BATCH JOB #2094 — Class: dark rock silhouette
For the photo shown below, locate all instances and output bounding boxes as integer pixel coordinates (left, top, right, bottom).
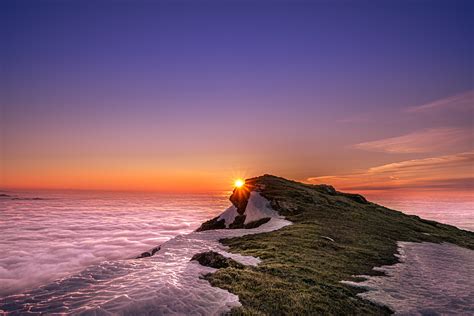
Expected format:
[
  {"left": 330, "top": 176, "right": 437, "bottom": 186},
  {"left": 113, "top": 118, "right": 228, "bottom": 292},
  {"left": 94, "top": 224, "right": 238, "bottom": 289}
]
[
  {"left": 191, "top": 251, "right": 244, "bottom": 269},
  {"left": 136, "top": 246, "right": 161, "bottom": 259}
]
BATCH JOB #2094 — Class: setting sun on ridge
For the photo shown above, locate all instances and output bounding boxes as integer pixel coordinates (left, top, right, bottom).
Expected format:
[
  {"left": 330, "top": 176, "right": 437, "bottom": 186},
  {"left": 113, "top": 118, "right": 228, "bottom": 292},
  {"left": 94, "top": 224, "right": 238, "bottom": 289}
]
[{"left": 234, "top": 179, "right": 245, "bottom": 188}]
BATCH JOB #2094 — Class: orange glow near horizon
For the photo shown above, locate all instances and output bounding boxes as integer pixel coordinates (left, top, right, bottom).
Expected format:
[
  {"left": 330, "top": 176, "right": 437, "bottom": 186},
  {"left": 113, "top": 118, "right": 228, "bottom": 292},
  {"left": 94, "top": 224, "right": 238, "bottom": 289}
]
[
  {"left": 0, "top": 166, "right": 231, "bottom": 193},
  {"left": 1, "top": 162, "right": 255, "bottom": 193}
]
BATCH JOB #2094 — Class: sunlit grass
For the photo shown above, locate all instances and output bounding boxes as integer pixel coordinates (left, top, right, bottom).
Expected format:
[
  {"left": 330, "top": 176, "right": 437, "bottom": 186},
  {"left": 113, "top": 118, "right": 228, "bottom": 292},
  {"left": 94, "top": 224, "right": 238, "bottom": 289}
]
[{"left": 206, "top": 175, "right": 474, "bottom": 315}]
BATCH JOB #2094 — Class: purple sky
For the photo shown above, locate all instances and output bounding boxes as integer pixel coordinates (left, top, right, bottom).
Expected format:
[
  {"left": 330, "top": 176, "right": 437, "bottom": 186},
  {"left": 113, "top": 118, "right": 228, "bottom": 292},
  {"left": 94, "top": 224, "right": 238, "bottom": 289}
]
[{"left": 1, "top": 0, "right": 473, "bottom": 192}]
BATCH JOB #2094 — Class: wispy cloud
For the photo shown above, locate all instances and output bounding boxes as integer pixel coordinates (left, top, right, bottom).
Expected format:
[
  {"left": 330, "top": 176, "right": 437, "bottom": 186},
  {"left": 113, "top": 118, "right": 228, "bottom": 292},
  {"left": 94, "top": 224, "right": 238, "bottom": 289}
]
[
  {"left": 352, "top": 127, "right": 471, "bottom": 154},
  {"left": 307, "top": 151, "right": 474, "bottom": 191},
  {"left": 405, "top": 90, "right": 474, "bottom": 113}
]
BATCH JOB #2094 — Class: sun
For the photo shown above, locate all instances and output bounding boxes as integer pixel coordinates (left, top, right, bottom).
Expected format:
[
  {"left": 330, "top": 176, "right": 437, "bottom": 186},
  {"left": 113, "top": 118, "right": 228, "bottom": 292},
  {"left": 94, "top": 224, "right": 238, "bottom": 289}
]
[{"left": 234, "top": 179, "right": 245, "bottom": 188}]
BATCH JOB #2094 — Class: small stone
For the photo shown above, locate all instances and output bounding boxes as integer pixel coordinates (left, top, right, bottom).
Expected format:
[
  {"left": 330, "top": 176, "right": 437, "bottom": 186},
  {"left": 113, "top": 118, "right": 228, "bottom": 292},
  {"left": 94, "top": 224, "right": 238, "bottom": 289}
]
[{"left": 191, "top": 251, "right": 244, "bottom": 269}]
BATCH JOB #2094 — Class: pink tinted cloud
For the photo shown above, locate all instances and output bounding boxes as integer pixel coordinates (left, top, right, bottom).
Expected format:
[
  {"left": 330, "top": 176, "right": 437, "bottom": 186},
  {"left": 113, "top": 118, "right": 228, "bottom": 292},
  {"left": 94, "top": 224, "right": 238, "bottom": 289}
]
[
  {"left": 307, "top": 151, "right": 474, "bottom": 191},
  {"left": 352, "top": 127, "right": 471, "bottom": 154},
  {"left": 405, "top": 90, "right": 474, "bottom": 113}
]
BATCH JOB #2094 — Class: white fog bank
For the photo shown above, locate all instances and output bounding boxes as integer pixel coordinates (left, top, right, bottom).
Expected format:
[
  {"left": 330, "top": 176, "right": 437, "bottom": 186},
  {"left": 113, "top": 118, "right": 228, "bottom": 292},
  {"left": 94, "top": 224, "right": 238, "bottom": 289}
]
[
  {"left": 1, "top": 192, "right": 292, "bottom": 315},
  {"left": 0, "top": 191, "right": 229, "bottom": 297}
]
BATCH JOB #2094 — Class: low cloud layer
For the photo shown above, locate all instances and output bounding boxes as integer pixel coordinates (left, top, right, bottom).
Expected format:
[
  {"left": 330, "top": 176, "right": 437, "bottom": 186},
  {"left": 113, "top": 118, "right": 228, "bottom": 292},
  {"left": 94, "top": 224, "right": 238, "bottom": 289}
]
[
  {"left": 0, "top": 192, "right": 227, "bottom": 297},
  {"left": 307, "top": 151, "right": 474, "bottom": 192}
]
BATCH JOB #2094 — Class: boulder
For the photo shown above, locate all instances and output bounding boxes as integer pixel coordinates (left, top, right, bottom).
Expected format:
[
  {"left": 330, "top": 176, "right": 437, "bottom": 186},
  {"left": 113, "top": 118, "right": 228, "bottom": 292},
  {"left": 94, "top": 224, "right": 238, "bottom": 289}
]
[
  {"left": 191, "top": 251, "right": 244, "bottom": 269},
  {"left": 196, "top": 216, "right": 226, "bottom": 232}
]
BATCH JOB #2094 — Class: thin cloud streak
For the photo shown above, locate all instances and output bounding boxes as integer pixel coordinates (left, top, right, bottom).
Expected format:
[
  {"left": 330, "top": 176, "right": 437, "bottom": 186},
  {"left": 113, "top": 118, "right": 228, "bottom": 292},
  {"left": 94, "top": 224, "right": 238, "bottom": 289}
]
[
  {"left": 352, "top": 127, "right": 471, "bottom": 154},
  {"left": 405, "top": 90, "right": 474, "bottom": 113},
  {"left": 307, "top": 151, "right": 474, "bottom": 191}
]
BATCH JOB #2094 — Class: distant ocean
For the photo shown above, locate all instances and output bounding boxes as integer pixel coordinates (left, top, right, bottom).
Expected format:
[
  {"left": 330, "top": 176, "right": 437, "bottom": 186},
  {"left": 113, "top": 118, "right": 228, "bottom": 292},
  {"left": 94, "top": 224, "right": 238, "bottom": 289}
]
[{"left": 0, "top": 189, "right": 472, "bottom": 298}]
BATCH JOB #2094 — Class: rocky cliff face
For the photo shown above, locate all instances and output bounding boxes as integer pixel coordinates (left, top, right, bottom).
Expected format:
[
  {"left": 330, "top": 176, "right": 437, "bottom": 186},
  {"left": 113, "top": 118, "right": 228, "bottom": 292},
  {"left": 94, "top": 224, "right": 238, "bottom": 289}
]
[{"left": 196, "top": 178, "right": 273, "bottom": 232}]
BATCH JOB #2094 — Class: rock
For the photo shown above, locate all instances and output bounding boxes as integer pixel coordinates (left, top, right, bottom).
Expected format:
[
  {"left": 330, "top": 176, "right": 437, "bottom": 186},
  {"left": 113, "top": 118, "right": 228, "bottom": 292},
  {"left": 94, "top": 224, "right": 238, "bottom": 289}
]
[
  {"left": 191, "top": 251, "right": 244, "bottom": 269},
  {"left": 317, "top": 185, "right": 337, "bottom": 195},
  {"left": 340, "top": 193, "right": 368, "bottom": 204},
  {"left": 229, "top": 215, "right": 246, "bottom": 229},
  {"left": 230, "top": 191, "right": 251, "bottom": 214},
  {"left": 315, "top": 184, "right": 368, "bottom": 204},
  {"left": 196, "top": 216, "right": 226, "bottom": 232},
  {"left": 136, "top": 246, "right": 161, "bottom": 258},
  {"left": 244, "top": 217, "right": 271, "bottom": 229},
  {"left": 137, "top": 251, "right": 151, "bottom": 258},
  {"left": 151, "top": 246, "right": 161, "bottom": 255},
  {"left": 229, "top": 185, "right": 253, "bottom": 215}
]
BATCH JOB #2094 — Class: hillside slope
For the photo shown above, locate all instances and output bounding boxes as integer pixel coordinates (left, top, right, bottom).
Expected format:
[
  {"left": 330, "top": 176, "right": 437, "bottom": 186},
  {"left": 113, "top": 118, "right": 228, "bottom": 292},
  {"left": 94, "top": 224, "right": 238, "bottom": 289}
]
[{"left": 201, "top": 175, "right": 473, "bottom": 315}]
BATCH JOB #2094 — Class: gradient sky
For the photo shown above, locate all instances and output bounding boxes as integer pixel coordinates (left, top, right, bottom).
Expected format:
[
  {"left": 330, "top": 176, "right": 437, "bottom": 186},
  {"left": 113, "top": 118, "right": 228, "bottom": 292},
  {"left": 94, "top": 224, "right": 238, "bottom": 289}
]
[{"left": 1, "top": 0, "right": 473, "bottom": 192}]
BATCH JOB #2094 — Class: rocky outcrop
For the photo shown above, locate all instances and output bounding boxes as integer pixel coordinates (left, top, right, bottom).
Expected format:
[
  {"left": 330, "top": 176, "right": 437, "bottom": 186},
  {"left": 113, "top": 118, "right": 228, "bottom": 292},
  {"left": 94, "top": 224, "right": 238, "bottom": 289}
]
[
  {"left": 191, "top": 251, "right": 244, "bottom": 269},
  {"left": 244, "top": 217, "right": 271, "bottom": 229},
  {"left": 196, "top": 216, "right": 226, "bottom": 232},
  {"left": 315, "top": 184, "right": 368, "bottom": 204},
  {"left": 228, "top": 214, "right": 246, "bottom": 229},
  {"left": 196, "top": 182, "right": 258, "bottom": 231},
  {"left": 196, "top": 186, "right": 276, "bottom": 232},
  {"left": 229, "top": 187, "right": 252, "bottom": 215},
  {"left": 136, "top": 246, "right": 161, "bottom": 259},
  {"left": 338, "top": 192, "right": 368, "bottom": 204}
]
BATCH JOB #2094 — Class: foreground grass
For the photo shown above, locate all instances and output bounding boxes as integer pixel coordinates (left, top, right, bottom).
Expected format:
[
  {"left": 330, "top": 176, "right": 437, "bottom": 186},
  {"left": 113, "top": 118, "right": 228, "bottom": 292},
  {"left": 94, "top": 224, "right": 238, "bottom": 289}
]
[{"left": 205, "top": 175, "right": 474, "bottom": 315}]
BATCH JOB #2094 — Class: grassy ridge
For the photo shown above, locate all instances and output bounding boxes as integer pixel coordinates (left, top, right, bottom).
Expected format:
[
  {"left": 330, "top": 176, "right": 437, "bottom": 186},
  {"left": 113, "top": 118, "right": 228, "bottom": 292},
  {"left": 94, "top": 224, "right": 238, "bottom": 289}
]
[{"left": 205, "top": 175, "right": 474, "bottom": 315}]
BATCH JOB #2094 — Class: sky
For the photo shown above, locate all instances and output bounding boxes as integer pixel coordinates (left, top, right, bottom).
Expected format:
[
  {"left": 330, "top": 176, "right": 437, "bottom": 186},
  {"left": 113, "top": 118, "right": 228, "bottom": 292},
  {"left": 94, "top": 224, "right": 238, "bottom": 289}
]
[{"left": 1, "top": 0, "right": 473, "bottom": 193}]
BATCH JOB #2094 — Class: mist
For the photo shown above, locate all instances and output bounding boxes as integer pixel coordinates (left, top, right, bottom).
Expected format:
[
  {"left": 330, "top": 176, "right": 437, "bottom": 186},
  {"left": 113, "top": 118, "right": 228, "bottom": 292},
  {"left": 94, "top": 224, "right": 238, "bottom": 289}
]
[{"left": 0, "top": 191, "right": 226, "bottom": 296}]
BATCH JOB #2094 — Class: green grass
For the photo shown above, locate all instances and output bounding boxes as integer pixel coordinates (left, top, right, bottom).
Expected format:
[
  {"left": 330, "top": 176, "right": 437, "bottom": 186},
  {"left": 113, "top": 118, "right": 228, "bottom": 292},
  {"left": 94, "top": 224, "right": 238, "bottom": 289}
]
[{"left": 204, "top": 175, "right": 474, "bottom": 315}]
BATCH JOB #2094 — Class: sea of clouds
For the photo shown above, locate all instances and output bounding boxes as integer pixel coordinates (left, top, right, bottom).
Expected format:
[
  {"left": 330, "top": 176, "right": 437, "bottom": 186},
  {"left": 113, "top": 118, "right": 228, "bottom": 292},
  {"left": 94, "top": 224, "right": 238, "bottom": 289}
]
[
  {"left": 0, "top": 191, "right": 228, "bottom": 297},
  {"left": 0, "top": 192, "right": 292, "bottom": 315}
]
